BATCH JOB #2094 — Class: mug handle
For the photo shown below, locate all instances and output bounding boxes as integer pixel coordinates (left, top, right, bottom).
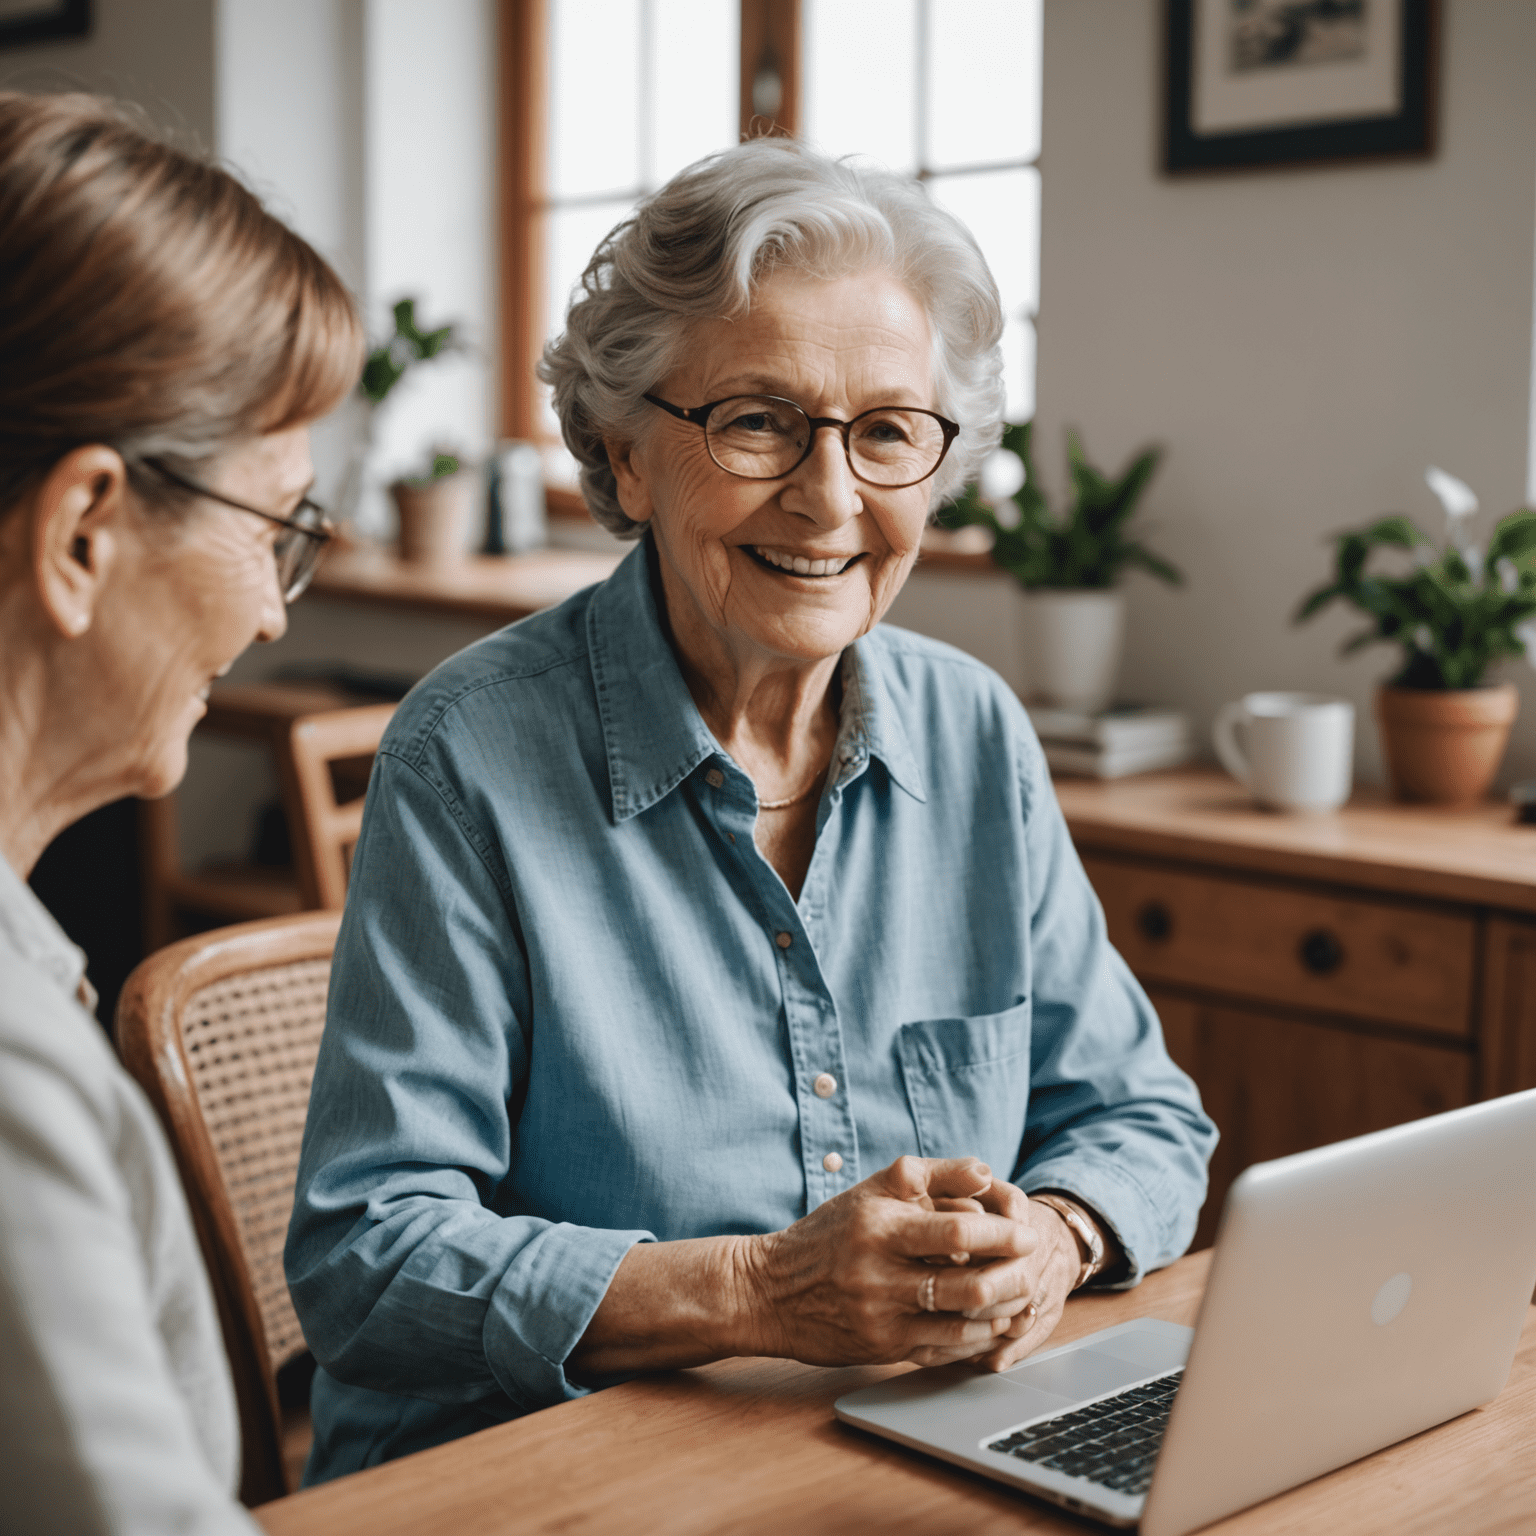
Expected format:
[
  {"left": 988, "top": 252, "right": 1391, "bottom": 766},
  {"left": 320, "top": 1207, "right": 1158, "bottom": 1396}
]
[{"left": 1212, "top": 702, "right": 1252, "bottom": 788}]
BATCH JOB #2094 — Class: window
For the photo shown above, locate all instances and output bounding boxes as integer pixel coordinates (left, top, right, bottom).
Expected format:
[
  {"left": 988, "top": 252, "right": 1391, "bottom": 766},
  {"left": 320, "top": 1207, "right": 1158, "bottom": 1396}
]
[
  {"left": 803, "top": 0, "right": 1042, "bottom": 424},
  {"left": 499, "top": 0, "right": 1042, "bottom": 497}
]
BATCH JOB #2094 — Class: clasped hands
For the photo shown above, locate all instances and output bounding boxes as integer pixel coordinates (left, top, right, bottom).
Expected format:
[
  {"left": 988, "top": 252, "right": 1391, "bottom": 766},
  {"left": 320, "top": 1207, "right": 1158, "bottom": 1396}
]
[{"left": 740, "top": 1155, "right": 1086, "bottom": 1373}]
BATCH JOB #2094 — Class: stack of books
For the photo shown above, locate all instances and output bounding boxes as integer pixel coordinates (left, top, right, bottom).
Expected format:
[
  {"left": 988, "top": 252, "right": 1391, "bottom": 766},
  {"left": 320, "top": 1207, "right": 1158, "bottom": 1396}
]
[{"left": 1027, "top": 704, "right": 1193, "bottom": 780}]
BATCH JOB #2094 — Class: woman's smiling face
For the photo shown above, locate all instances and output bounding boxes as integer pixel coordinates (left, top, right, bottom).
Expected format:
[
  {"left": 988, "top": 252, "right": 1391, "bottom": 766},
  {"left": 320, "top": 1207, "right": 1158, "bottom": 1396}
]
[{"left": 609, "top": 268, "right": 938, "bottom": 668}]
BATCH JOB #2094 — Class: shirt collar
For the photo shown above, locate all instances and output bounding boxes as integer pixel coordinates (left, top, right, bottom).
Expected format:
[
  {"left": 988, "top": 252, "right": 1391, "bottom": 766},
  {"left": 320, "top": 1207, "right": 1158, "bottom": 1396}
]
[
  {"left": 833, "top": 637, "right": 927, "bottom": 803},
  {"left": 587, "top": 537, "right": 722, "bottom": 823},
  {"left": 587, "top": 536, "right": 926, "bottom": 821},
  {"left": 0, "top": 850, "right": 96, "bottom": 1009}
]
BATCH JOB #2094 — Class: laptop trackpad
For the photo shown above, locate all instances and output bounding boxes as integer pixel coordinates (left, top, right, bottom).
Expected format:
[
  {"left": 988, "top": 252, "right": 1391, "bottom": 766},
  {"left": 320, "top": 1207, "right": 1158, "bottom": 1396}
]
[{"left": 1001, "top": 1345, "right": 1154, "bottom": 1402}]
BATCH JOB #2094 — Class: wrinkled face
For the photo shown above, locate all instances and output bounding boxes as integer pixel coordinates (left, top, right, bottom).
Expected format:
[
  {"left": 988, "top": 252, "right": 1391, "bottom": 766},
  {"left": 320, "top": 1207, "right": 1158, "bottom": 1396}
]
[
  {"left": 612, "top": 268, "right": 938, "bottom": 668},
  {"left": 102, "top": 427, "right": 309, "bottom": 798}
]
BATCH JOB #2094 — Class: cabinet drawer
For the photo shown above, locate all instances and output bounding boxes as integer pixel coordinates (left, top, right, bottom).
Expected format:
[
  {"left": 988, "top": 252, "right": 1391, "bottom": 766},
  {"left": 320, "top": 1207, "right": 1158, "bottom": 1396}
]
[{"left": 1081, "top": 854, "right": 1476, "bottom": 1038}]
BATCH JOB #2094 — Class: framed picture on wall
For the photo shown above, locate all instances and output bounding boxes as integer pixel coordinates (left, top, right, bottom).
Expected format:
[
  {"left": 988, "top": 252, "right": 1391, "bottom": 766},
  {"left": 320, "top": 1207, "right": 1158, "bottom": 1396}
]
[
  {"left": 0, "top": 0, "right": 91, "bottom": 51},
  {"left": 1165, "top": 0, "right": 1437, "bottom": 173}
]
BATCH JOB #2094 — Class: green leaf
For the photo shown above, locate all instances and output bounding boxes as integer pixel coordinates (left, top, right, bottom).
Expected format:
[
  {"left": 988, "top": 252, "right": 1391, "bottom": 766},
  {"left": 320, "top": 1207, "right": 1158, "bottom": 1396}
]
[
  {"left": 1488, "top": 509, "right": 1536, "bottom": 562},
  {"left": 1121, "top": 542, "right": 1184, "bottom": 586},
  {"left": 1338, "top": 627, "right": 1382, "bottom": 656},
  {"left": 1294, "top": 584, "right": 1343, "bottom": 622},
  {"left": 1358, "top": 516, "right": 1429, "bottom": 549},
  {"left": 358, "top": 295, "right": 463, "bottom": 407}
]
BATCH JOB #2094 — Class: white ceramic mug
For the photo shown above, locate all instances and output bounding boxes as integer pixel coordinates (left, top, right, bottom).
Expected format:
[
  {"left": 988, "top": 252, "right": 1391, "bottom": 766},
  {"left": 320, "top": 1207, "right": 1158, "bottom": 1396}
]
[{"left": 1212, "top": 692, "right": 1355, "bottom": 811}]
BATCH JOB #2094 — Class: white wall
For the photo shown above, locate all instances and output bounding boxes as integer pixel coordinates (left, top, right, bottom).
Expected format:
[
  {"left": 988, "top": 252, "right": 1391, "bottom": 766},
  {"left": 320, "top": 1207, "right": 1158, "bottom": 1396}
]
[
  {"left": 198, "top": 0, "right": 498, "bottom": 861},
  {"left": 217, "top": 0, "right": 496, "bottom": 535},
  {"left": 217, "top": 0, "right": 369, "bottom": 512},
  {"left": 362, "top": 0, "right": 497, "bottom": 528},
  {"left": 1032, "top": 0, "right": 1536, "bottom": 786}
]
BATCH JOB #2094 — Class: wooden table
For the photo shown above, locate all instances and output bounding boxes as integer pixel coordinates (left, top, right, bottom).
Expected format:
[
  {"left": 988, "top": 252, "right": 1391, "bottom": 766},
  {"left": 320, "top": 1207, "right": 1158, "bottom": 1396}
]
[{"left": 254, "top": 1250, "right": 1536, "bottom": 1535}]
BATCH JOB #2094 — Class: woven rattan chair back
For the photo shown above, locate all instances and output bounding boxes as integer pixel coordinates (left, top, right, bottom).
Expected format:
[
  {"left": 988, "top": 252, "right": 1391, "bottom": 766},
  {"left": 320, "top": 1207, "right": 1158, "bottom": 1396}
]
[{"left": 116, "top": 910, "right": 342, "bottom": 1506}]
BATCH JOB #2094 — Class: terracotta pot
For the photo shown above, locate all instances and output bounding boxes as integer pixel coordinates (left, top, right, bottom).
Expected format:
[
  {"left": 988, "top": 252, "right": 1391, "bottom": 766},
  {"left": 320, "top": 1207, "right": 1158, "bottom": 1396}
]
[
  {"left": 1375, "top": 683, "right": 1519, "bottom": 805},
  {"left": 391, "top": 471, "right": 477, "bottom": 566},
  {"left": 1020, "top": 589, "right": 1125, "bottom": 713}
]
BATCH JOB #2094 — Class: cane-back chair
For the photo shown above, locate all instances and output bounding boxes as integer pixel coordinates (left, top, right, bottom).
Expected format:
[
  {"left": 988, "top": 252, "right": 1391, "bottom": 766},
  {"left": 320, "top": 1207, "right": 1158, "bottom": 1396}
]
[{"left": 114, "top": 910, "right": 342, "bottom": 1506}]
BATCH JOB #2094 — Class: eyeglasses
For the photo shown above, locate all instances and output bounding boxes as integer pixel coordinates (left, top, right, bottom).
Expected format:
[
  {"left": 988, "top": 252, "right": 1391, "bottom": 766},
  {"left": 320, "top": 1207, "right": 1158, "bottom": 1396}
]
[
  {"left": 643, "top": 392, "right": 960, "bottom": 489},
  {"left": 142, "top": 458, "right": 335, "bottom": 602}
]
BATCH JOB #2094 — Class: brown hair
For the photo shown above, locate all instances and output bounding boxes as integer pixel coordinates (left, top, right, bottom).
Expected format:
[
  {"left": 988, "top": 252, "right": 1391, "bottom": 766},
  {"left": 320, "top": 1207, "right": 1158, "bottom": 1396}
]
[{"left": 0, "top": 91, "right": 365, "bottom": 514}]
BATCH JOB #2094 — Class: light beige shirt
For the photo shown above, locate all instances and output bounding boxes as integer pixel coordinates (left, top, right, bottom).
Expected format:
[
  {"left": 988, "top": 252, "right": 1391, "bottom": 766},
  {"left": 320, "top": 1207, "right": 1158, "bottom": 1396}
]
[{"left": 0, "top": 855, "right": 257, "bottom": 1534}]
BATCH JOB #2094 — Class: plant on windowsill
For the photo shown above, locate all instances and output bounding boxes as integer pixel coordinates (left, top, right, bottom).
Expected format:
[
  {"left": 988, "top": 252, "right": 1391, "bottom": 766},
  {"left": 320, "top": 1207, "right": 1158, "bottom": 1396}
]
[
  {"left": 333, "top": 296, "right": 468, "bottom": 550},
  {"left": 1294, "top": 467, "right": 1536, "bottom": 804},
  {"left": 940, "top": 421, "right": 1181, "bottom": 712},
  {"left": 390, "top": 446, "right": 477, "bottom": 568},
  {"left": 355, "top": 297, "right": 473, "bottom": 565}
]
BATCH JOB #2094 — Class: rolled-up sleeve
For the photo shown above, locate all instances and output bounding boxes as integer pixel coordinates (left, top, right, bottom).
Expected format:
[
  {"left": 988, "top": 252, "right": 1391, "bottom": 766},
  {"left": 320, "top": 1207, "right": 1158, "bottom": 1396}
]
[
  {"left": 1011, "top": 737, "right": 1217, "bottom": 1284},
  {"left": 284, "top": 749, "right": 653, "bottom": 1415}
]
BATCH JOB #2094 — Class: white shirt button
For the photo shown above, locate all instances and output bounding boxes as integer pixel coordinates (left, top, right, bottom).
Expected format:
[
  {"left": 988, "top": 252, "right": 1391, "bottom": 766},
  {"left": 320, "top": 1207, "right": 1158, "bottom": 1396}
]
[
  {"left": 823, "top": 1152, "right": 843, "bottom": 1173},
  {"left": 775, "top": 931, "right": 793, "bottom": 949},
  {"left": 704, "top": 767, "right": 724, "bottom": 789},
  {"left": 813, "top": 1072, "right": 838, "bottom": 1099}
]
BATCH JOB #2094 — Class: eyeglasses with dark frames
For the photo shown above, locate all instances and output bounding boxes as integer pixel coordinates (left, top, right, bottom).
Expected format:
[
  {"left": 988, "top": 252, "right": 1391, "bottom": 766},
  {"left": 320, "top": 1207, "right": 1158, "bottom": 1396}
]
[
  {"left": 142, "top": 457, "right": 335, "bottom": 602},
  {"left": 643, "top": 392, "right": 960, "bottom": 490}
]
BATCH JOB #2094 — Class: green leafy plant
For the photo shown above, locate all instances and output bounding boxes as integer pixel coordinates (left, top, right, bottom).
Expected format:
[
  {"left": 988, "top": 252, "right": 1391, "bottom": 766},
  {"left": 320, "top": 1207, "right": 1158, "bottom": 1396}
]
[
  {"left": 941, "top": 422, "right": 1181, "bottom": 590},
  {"left": 1297, "top": 471, "right": 1536, "bottom": 690},
  {"left": 360, "top": 297, "right": 462, "bottom": 408},
  {"left": 1296, "top": 504, "right": 1536, "bottom": 690}
]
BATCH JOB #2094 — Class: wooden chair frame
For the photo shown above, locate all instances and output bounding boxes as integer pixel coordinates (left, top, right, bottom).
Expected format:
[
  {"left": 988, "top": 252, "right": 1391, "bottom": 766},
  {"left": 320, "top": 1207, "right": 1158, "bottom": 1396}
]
[
  {"left": 279, "top": 704, "right": 396, "bottom": 910},
  {"left": 115, "top": 910, "right": 342, "bottom": 1506},
  {"left": 140, "top": 695, "right": 394, "bottom": 948}
]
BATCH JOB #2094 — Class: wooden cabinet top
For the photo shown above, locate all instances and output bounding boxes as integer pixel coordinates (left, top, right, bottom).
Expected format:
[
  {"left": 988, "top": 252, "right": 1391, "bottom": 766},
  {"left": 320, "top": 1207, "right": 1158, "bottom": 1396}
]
[{"left": 1054, "top": 766, "right": 1536, "bottom": 917}]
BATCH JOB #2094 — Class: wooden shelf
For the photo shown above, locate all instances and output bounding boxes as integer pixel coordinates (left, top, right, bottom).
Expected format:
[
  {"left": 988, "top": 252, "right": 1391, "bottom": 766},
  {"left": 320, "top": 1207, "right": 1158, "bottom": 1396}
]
[
  {"left": 308, "top": 543, "right": 623, "bottom": 625},
  {"left": 1055, "top": 766, "right": 1536, "bottom": 916}
]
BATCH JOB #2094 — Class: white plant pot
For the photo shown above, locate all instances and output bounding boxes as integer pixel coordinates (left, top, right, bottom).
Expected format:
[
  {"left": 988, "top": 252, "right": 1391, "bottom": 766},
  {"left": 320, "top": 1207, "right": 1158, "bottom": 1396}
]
[{"left": 1020, "top": 589, "right": 1126, "bottom": 713}]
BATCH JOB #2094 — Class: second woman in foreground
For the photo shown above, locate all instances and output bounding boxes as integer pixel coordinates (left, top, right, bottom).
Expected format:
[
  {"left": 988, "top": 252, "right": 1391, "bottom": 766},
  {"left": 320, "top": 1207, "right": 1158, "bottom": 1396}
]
[{"left": 287, "top": 138, "right": 1216, "bottom": 1480}]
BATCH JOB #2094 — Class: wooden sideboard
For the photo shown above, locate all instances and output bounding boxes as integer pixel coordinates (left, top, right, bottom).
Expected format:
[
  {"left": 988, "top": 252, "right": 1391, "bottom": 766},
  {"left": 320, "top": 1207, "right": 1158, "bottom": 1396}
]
[{"left": 1054, "top": 768, "right": 1536, "bottom": 1250}]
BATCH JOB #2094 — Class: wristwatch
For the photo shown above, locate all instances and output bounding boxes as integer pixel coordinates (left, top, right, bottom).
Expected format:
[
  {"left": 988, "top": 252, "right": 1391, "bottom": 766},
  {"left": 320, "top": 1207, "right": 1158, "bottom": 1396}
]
[{"left": 1030, "top": 1192, "right": 1106, "bottom": 1290}]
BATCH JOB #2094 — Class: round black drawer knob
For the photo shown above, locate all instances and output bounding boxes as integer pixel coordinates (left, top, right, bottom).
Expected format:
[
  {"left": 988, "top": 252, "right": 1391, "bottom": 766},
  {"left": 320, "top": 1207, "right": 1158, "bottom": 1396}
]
[
  {"left": 1137, "top": 901, "right": 1173, "bottom": 943},
  {"left": 1299, "top": 928, "right": 1345, "bottom": 975}
]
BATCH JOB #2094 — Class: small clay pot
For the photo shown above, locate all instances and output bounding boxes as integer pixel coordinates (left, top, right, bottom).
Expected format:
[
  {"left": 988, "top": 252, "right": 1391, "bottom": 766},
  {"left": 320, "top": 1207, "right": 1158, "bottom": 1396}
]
[
  {"left": 391, "top": 471, "right": 476, "bottom": 566},
  {"left": 1375, "top": 683, "right": 1519, "bottom": 805}
]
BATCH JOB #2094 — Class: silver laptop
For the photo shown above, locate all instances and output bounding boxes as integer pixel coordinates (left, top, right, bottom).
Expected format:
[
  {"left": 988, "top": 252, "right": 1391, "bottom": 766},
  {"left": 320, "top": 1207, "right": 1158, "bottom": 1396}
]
[{"left": 836, "top": 1087, "right": 1536, "bottom": 1535}]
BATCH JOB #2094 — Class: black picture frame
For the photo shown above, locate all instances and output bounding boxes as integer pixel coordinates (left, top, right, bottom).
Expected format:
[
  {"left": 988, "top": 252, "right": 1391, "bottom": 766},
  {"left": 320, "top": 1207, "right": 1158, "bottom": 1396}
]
[
  {"left": 0, "top": 0, "right": 91, "bottom": 51},
  {"left": 1165, "top": 0, "right": 1437, "bottom": 174}
]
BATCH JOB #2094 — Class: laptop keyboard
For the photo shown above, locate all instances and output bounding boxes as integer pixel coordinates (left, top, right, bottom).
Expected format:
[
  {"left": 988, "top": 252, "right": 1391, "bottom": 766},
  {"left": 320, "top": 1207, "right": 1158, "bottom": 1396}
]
[{"left": 985, "top": 1369, "right": 1183, "bottom": 1498}]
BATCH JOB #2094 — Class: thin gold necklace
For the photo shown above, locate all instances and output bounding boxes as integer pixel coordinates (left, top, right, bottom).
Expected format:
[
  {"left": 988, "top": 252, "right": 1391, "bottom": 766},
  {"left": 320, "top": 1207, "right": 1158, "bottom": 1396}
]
[{"left": 758, "top": 760, "right": 831, "bottom": 811}]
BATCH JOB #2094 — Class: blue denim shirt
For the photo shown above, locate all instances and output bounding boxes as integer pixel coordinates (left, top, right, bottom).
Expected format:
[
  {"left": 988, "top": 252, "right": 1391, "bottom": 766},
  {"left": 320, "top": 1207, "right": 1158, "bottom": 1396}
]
[{"left": 286, "top": 538, "right": 1215, "bottom": 1482}]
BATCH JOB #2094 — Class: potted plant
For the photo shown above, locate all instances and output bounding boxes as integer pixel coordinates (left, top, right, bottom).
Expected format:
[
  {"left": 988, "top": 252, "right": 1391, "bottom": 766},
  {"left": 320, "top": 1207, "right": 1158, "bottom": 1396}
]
[
  {"left": 943, "top": 422, "right": 1181, "bottom": 711},
  {"left": 345, "top": 298, "right": 469, "bottom": 559},
  {"left": 1295, "top": 467, "right": 1536, "bottom": 805},
  {"left": 390, "top": 448, "right": 476, "bottom": 568}
]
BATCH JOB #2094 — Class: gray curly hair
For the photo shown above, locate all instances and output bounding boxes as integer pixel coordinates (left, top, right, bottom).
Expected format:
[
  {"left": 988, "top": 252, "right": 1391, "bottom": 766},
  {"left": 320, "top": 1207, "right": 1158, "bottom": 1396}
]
[{"left": 539, "top": 136, "right": 1006, "bottom": 538}]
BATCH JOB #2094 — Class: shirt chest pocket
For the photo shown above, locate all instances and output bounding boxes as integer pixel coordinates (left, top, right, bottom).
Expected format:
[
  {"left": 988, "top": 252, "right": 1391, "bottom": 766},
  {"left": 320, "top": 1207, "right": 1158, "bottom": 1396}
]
[{"left": 896, "top": 999, "right": 1032, "bottom": 1173}]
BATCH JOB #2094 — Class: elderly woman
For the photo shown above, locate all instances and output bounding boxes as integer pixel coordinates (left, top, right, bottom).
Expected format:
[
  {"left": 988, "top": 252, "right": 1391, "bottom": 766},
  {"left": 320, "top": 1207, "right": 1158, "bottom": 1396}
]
[
  {"left": 287, "top": 138, "right": 1215, "bottom": 1481},
  {"left": 0, "top": 93, "right": 362, "bottom": 1528}
]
